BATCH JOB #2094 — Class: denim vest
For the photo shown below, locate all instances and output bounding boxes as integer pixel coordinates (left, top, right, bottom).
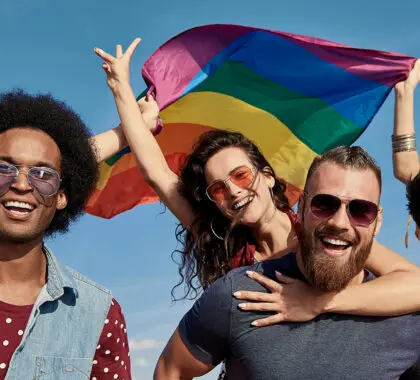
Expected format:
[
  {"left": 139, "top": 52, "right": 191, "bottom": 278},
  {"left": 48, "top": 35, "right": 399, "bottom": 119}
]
[{"left": 5, "top": 245, "right": 113, "bottom": 379}]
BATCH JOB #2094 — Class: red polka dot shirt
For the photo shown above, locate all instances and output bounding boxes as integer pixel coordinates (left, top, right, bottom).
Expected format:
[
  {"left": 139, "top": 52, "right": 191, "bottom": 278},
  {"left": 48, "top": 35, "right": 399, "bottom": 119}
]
[{"left": 0, "top": 298, "right": 131, "bottom": 379}]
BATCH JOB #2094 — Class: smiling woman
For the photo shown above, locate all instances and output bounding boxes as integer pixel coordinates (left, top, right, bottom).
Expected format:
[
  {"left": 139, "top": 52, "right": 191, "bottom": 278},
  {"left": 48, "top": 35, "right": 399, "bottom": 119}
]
[{"left": 176, "top": 131, "right": 295, "bottom": 295}]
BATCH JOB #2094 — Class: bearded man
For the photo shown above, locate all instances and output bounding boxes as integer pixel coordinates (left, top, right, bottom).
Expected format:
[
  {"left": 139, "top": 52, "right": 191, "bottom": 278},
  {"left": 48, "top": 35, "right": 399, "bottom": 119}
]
[{"left": 154, "top": 146, "right": 420, "bottom": 380}]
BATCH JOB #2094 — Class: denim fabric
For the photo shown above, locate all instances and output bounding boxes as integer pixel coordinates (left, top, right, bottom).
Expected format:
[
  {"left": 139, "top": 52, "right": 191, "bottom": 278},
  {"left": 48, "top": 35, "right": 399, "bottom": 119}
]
[{"left": 5, "top": 245, "right": 112, "bottom": 379}]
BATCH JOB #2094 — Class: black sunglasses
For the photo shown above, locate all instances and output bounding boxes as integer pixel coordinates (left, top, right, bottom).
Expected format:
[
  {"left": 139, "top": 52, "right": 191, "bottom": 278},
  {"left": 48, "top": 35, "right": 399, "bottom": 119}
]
[{"left": 310, "top": 193, "right": 379, "bottom": 226}]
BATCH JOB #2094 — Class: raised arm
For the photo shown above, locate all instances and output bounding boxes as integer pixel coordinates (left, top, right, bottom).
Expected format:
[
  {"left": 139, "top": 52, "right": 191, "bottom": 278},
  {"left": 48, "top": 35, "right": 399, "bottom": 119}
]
[
  {"left": 154, "top": 329, "right": 213, "bottom": 380},
  {"left": 393, "top": 59, "right": 420, "bottom": 183},
  {"left": 91, "top": 124, "right": 127, "bottom": 163},
  {"left": 94, "top": 39, "right": 196, "bottom": 228},
  {"left": 91, "top": 97, "right": 159, "bottom": 163}
]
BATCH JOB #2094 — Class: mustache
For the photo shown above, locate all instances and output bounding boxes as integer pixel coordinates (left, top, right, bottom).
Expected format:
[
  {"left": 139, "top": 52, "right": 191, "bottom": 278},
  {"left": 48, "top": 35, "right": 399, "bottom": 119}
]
[{"left": 315, "top": 224, "right": 359, "bottom": 244}]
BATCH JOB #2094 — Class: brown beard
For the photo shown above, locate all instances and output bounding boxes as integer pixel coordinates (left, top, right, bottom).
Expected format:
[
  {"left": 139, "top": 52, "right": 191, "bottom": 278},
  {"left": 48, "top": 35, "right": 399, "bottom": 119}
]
[{"left": 299, "top": 222, "right": 374, "bottom": 292}]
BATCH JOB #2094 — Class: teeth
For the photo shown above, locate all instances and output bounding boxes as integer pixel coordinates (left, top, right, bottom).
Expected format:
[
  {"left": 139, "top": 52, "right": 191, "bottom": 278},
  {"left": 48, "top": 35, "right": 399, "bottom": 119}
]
[
  {"left": 4, "top": 201, "right": 34, "bottom": 211},
  {"left": 232, "top": 197, "right": 253, "bottom": 210},
  {"left": 322, "top": 237, "right": 349, "bottom": 246}
]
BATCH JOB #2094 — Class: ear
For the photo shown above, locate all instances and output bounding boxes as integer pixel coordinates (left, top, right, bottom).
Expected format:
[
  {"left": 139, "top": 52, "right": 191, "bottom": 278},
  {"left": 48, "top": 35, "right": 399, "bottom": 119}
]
[
  {"left": 297, "top": 195, "right": 305, "bottom": 223},
  {"left": 373, "top": 206, "right": 383, "bottom": 236},
  {"left": 262, "top": 166, "right": 275, "bottom": 188},
  {"left": 56, "top": 190, "right": 68, "bottom": 210}
]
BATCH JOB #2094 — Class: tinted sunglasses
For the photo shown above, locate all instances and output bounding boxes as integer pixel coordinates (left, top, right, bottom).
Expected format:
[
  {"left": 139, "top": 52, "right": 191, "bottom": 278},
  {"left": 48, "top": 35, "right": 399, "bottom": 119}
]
[
  {"left": 206, "top": 166, "right": 256, "bottom": 202},
  {"left": 310, "top": 193, "right": 379, "bottom": 226},
  {"left": 0, "top": 163, "right": 62, "bottom": 197}
]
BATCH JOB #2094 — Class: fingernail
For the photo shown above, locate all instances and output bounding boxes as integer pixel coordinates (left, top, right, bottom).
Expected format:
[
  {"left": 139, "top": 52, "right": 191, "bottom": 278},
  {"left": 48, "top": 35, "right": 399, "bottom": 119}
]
[
  {"left": 251, "top": 321, "right": 258, "bottom": 327},
  {"left": 233, "top": 292, "right": 241, "bottom": 297},
  {"left": 238, "top": 303, "right": 246, "bottom": 309},
  {"left": 246, "top": 270, "right": 254, "bottom": 277},
  {"left": 275, "top": 271, "right": 282, "bottom": 276}
]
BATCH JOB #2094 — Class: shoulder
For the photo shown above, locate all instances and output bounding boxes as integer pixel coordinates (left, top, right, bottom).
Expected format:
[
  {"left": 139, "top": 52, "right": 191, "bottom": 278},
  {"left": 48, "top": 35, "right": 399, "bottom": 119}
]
[
  {"left": 101, "top": 298, "right": 128, "bottom": 336},
  {"left": 93, "top": 298, "right": 131, "bottom": 378},
  {"left": 64, "top": 265, "right": 112, "bottom": 297},
  {"left": 229, "top": 254, "right": 301, "bottom": 292}
]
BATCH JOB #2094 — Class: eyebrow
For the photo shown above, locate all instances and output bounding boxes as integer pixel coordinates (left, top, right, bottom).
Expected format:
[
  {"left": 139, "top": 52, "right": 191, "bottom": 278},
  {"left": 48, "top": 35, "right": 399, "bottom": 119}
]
[
  {"left": 229, "top": 165, "right": 249, "bottom": 175},
  {"left": 208, "top": 165, "right": 250, "bottom": 185},
  {"left": 0, "top": 156, "right": 58, "bottom": 170}
]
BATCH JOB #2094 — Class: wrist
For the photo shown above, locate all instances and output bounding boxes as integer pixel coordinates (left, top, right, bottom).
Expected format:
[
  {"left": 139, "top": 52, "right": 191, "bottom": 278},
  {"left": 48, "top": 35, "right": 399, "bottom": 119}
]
[
  {"left": 111, "top": 81, "right": 134, "bottom": 98},
  {"left": 320, "top": 291, "right": 339, "bottom": 313},
  {"left": 151, "top": 117, "right": 163, "bottom": 136},
  {"left": 395, "top": 85, "right": 415, "bottom": 99}
]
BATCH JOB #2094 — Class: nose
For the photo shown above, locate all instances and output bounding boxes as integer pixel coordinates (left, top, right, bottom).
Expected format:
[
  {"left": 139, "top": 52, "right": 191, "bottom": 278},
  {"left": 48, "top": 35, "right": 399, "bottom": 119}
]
[
  {"left": 326, "top": 203, "right": 352, "bottom": 230},
  {"left": 10, "top": 170, "right": 32, "bottom": 193},
  {"left": 225, "top": 179, "right": 244, "bottom": 198}
]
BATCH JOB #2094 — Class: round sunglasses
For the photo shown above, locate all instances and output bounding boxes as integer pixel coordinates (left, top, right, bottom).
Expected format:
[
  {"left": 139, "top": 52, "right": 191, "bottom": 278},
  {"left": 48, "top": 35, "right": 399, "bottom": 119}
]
[
  {"left": 310, "top": 193, "right": 379, "bottom": 226},
  {"left": 206, "top": 166, "right": 256, "bottom": 202},
  {"left": 0, "top": 163, "right": 62, "bottom": 197}
]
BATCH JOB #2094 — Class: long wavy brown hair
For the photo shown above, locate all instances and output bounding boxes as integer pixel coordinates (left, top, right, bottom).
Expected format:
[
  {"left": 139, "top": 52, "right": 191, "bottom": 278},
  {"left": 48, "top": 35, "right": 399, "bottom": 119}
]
[{"left": 172, "top": 130, "right": 291, "bottom": 300}]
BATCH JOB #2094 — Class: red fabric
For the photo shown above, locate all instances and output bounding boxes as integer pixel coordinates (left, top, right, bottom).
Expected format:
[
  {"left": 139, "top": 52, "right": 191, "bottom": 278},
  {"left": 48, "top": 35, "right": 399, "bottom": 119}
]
[
  {"left": 0, "top": 298, "right": 130, "bottom": 380},
  {"left": 230, "top": 209, "right": 300, "bottom": 269}
]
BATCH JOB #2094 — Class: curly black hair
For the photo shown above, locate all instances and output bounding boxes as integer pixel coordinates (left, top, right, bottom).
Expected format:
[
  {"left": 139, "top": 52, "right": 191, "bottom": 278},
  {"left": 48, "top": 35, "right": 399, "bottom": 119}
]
[
  {"left": 407, "top": 171, "right": 420, "bottom": 226},
  {"left": 0, "top": 89, "right": 98, "bottom": 236}
]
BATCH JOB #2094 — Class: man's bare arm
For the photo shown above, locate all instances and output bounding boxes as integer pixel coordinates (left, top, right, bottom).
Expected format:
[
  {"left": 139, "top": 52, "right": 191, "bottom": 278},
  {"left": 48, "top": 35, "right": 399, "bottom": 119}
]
[{"left": 154, "top": 329, "right": 214, "bottom": 380}]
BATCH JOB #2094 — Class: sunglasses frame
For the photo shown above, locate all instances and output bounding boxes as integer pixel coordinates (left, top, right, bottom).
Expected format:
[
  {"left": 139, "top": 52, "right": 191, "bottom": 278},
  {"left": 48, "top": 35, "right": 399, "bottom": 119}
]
[
  {"left": 0, "top": 163, "right": 62, "bottom": 197},
  {"left": 205, "top": 166, "right": 256, "bottom": 203},
  {"left": 308, "top": 193, "right": 379, "bottom": 227}
]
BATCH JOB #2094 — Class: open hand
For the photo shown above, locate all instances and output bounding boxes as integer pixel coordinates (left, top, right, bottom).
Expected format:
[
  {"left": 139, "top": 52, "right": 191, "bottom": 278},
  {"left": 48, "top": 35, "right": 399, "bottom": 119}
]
[
  {"left": 234, "top": 270, "right": 332, "bottom": 327},
  {"left": 94, "top": 38, "right": 141, "bottom": 93}
]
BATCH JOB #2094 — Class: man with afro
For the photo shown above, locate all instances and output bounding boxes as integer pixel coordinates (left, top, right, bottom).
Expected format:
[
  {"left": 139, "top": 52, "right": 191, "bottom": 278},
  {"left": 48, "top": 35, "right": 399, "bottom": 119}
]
[{"left": 0, "top": 90, "right": 131, "bottom": 379}]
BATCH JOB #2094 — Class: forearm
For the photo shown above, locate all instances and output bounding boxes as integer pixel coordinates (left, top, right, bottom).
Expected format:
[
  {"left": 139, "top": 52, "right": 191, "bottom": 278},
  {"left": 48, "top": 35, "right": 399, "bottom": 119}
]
[
  {"left": 325, "top": 271, "right": 420, "bottom": 316},
  {"left": 111, "top": 82, "right": 170, "bottom": 181},
  {"left": 393, "top": 87, "right": 419, "bottom": 183},
  {"left": 91, "top": 125, "right": 127, "bottom": 162}
]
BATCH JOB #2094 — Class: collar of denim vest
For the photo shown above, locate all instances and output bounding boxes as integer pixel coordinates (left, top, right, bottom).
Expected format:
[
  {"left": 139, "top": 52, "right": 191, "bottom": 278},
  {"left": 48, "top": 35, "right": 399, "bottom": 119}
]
[{"left": 42, "top": 244, "right": 79, "bottom": 300}]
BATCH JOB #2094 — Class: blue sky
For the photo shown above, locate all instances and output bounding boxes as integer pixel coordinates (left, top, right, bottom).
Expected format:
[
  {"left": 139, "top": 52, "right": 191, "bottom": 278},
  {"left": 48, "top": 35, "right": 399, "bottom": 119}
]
[{"left": 1, "top": 0, "right": 420, "bottom": 378}]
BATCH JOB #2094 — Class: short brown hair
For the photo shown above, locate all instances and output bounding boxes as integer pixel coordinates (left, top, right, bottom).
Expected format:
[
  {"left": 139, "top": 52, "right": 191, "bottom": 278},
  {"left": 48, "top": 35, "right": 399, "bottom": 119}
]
[{"left": 304, "top": 146, "right": 382, "bottom": 193}]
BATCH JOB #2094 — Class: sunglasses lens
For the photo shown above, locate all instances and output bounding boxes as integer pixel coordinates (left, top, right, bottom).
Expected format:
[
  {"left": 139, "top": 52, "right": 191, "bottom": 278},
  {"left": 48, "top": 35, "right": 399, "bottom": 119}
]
[
  {"left": 310, "top": 194, "right": 341, "bottom": 219},
  {"left": 207, "top": 182, "right": 227, "bottom": 202},
  {"left": 0, "top": 164, "right": 16, "bottom": 196},
  {"left": 348, "top": 199, "right": 378, "bottom": 226},
  {"left": 206, "top": 166, "right": 254, "bottom": 202},
  {"left": 230, "top": 167, "right": 254, "bottom": 189},
  {"left": 28, "top": 167, "right": 61, "bottom": 196}
]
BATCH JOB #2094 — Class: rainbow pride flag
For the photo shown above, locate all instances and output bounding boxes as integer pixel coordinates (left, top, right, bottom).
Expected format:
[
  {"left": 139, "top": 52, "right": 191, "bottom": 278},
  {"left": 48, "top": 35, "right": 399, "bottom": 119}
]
[{"left": 86, "top": 24, "right": 416, "bottom": 218}]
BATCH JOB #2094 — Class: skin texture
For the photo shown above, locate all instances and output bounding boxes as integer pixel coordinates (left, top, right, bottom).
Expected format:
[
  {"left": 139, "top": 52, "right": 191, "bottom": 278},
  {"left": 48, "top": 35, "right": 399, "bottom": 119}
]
[
  {"left": 298, "top": 162, "right": 381, "bottom": 292},
  {"left": 0, "top": 128, "right": 67, "bottom": 306},
  {"left": 203, "top": 147, "right": 276, "bottom": 226},
  {"left": 0, "top": 128, "right": 67, "bottom": 243}
]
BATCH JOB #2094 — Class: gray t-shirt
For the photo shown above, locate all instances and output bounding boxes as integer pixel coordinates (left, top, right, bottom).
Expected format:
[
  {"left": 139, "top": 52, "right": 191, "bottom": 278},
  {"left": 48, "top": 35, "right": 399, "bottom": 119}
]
[{"left": 179, "top": 253, "right": 420, "bottom": 379}]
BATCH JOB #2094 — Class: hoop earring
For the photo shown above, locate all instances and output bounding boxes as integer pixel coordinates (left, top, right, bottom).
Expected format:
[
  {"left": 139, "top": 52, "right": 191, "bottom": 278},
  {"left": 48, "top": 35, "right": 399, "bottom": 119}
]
[{"left": 210, "top": 219, "right": 224, "bottom": 241}]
